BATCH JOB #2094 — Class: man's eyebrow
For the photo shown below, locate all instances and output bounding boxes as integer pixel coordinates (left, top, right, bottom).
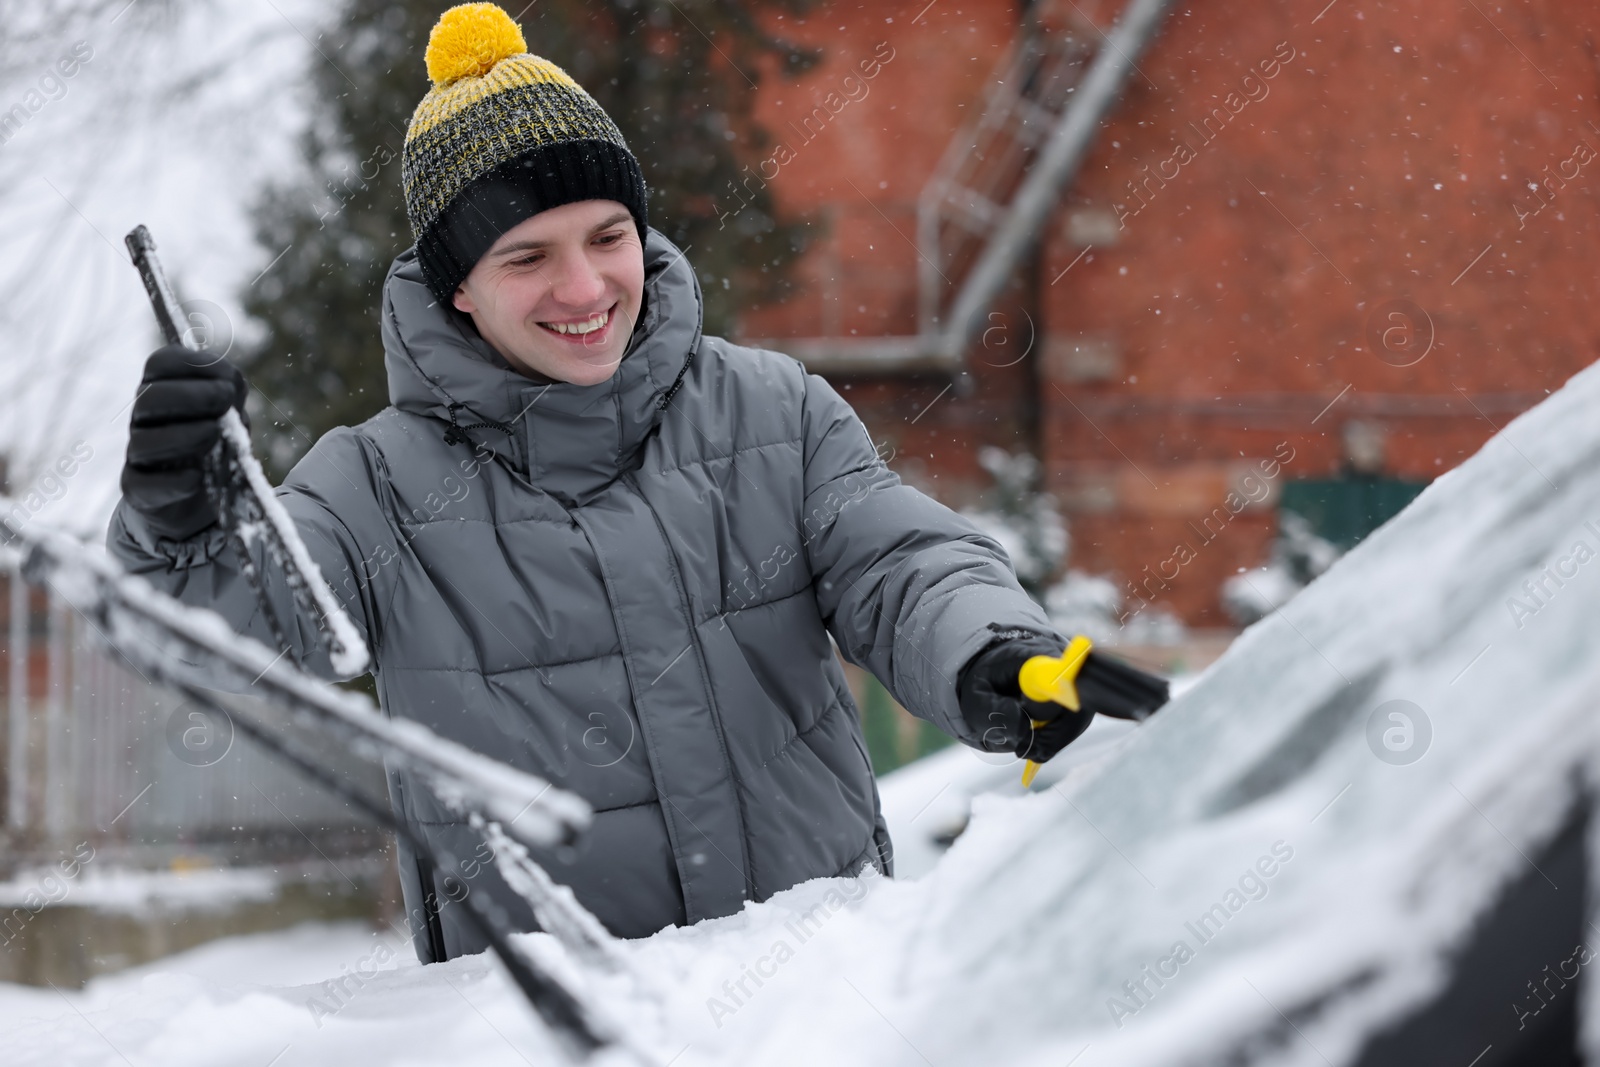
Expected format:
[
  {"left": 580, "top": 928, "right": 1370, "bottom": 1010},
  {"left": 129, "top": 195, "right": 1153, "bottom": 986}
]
[{"left": 489, "top": 212, "right": 634, "bottom": 259}]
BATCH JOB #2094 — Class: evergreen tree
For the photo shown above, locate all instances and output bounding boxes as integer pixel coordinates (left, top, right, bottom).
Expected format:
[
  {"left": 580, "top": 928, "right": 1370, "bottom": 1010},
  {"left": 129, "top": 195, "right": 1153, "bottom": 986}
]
[{"left": 242, "top": 0, "right": 820, "bottom": 477}]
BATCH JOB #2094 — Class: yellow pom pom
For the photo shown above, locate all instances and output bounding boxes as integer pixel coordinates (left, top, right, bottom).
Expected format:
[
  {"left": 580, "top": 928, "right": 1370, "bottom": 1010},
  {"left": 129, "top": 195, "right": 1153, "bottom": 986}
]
[{"left": 425, "top": 3, "right": 528, "bottom": 87}]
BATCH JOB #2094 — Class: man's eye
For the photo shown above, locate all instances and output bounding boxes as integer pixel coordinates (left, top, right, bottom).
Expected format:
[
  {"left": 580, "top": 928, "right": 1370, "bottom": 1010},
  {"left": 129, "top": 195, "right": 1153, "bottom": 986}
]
[
  {"left": 513, "top": 255, "right": 543, "bottom": 267},
  {"left": 596, "top": 233, "right": 621, "bottom": 245}
]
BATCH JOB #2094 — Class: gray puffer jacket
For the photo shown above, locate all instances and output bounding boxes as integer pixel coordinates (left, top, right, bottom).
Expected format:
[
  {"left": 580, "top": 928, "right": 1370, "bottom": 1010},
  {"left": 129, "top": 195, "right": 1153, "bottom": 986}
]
[{"left": 108, "top": 228, "right": 1062, "bottom": 958}]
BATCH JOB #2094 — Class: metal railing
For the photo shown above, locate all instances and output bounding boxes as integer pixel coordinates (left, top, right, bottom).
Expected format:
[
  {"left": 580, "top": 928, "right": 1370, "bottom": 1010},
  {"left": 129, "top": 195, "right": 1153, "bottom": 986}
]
[
  {"left": 743, "top": 0, "right": 1177, "bottom": 374},
  {"left": 915, "top": 27, "right": 1095, "bottom": 339},
  {"left": 0, "top": 561, "right": 381, "bottom": 869}
]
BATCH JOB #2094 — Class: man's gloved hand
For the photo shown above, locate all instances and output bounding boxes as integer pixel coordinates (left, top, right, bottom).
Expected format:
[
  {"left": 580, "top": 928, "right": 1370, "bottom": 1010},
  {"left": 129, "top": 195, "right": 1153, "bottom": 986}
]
[
  {"left": 956, "top": 635, "right": 1171, "bottom": 765},
  {"left": 121, "top": 345, "right": 249, "bottom": 542},
  {"left": 958, "top": 636, "right": 1093, "bottom": 762}
]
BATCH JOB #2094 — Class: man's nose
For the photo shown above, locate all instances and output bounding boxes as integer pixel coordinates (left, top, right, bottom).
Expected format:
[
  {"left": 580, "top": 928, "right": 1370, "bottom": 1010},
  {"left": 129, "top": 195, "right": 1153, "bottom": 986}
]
[{"left": 548, "top": 252, "right": 607, "bottom": 308}]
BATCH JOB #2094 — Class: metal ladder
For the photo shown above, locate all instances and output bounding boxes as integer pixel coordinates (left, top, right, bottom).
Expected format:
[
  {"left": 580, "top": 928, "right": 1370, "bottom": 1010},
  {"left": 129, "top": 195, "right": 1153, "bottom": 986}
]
[{"left": 916, "top": 23, "right": 1096, "bottom": 338}]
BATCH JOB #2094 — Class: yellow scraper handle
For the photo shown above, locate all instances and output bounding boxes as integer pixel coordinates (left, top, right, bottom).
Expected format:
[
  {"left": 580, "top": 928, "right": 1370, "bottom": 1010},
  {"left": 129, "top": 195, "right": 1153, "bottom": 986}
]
[{"left": 1018, "top": 635, "right": 1094, "bottom": 787}]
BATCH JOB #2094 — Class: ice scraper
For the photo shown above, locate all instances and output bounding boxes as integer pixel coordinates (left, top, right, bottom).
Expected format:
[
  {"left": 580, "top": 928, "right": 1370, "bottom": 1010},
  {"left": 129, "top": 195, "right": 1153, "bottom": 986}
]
[{"left": 1017, "top": 636, "right": 1170, "bottom": 786}]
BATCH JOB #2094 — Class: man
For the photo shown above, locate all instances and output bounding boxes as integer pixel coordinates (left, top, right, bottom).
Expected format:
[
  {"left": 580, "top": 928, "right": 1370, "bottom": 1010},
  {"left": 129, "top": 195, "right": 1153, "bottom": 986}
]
[{"left": 108, "top": 3, "right": 1163, "bottom": 961}]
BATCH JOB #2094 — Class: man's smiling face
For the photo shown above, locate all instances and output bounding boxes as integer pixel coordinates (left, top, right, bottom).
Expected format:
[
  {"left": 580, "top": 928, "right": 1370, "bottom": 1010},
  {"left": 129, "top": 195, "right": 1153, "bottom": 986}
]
[{"left": 451, "top": 199, "right": 646, "bottom": 386}]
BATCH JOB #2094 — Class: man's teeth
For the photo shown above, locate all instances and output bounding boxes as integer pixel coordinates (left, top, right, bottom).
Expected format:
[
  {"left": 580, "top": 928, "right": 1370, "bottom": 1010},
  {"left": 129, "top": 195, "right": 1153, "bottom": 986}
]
[{"left": 541, "top": 309, "right": 610, "bottom": 335}]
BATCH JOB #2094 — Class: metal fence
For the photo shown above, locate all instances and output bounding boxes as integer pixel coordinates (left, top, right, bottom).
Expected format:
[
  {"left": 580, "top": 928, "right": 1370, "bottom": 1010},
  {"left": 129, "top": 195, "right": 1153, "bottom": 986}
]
[{"left": 1, "top": 560, "right": 381, "bottom": 869}]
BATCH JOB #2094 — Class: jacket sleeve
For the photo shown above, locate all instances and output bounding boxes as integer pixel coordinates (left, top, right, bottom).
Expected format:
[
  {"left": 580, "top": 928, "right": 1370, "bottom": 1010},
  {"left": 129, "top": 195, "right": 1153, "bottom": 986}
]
[
  {"left": 798, "top": 372, "right": 1065, "bottom": 746},
  {"left": 105, "top": 427, "right": 387, "bottom": 689}
]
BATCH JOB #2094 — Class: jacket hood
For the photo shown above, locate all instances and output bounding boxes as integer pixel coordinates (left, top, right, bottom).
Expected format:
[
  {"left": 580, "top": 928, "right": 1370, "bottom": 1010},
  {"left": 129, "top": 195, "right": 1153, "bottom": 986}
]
[{"left": 380, "top": 227, "right": 702, "bottom": 505}]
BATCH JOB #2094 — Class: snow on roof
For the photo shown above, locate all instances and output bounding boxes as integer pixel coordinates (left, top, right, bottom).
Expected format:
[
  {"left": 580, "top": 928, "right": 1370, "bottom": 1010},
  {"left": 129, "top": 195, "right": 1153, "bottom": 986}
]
[{"left": 8, "top": 360, "right": 1600, "bottom": 1062}]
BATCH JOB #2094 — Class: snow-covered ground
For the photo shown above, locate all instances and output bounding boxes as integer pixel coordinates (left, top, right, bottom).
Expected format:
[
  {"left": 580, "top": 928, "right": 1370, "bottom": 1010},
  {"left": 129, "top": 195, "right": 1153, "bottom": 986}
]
[
  {"left": 0, "top": 922, "right": 422, "bottom": 1067},
  {"left": 8, "top": 355, "right": 1600, "bottom": 1064},
  {"left": 0, "top": 864, "right": 281, "bottom": 914}
]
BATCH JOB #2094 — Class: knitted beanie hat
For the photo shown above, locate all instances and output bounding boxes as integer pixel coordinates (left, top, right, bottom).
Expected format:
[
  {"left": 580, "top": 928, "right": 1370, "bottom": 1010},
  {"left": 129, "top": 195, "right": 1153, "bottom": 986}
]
[{"left": 402, "top": 3, "right": 650, "bottom": 302}]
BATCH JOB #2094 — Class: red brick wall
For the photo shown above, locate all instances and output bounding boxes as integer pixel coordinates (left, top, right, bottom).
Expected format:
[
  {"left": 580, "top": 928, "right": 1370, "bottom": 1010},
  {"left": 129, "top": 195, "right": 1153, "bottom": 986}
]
[
  {"left": 736, "top": 0, "right": 1041, "bottom": 501},
  {"left": 737, "top": 0, "right": 1600, "bottom": 625},
  {"left": 1044, "top": 0, "right": 1600, "bottom": 623},
  {"left": 737, "top": 0, "right": 1021, "bottom": 342}
]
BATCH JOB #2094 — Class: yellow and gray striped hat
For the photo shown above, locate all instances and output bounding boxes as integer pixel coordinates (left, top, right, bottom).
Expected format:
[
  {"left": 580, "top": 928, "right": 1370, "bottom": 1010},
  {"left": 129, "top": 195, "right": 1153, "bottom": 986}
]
[{"left": 402, "top": 3, "right": 649, "bottom": 301}]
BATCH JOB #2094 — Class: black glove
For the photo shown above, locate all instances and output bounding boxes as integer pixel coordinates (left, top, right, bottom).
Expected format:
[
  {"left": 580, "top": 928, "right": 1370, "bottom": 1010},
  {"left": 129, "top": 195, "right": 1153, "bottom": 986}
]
[
  {"left": 121, "top": 345, "right": 249, "bottom": 542},
  {"left": 956, "top": 635, "right": 1171, "bottom": 765}
]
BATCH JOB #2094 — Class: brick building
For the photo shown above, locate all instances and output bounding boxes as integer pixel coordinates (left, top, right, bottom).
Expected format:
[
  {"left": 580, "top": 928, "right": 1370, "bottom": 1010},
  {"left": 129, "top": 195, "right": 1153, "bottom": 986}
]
[{"left": 730, "top": 0, "right": 1597, "bottom": 626}]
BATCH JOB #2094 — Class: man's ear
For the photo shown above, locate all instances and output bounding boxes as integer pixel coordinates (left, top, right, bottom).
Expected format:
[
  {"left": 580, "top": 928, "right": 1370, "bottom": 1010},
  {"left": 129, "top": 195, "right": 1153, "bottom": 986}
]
[{"left": 451, "top": 285, "right": 476, "bottom": 315}]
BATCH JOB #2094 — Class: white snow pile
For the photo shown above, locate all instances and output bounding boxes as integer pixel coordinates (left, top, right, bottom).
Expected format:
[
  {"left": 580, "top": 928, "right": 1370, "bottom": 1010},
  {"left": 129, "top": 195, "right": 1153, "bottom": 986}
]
[{"left": 8, "top": 358, "right": 1600, "bottom": 1065}]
